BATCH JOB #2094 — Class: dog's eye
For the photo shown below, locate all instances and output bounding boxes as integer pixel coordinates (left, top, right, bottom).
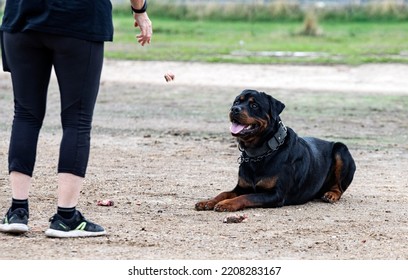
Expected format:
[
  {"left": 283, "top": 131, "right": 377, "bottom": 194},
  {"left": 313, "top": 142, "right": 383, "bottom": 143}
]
[{"left": 250, "top": 103, "right": 259, "bottom": 109}]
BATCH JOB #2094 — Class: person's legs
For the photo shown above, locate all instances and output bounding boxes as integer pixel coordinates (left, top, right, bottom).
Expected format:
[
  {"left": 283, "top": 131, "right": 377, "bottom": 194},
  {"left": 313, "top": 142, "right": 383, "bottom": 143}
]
[
  {"left": 10, "top": 172, "right": 32, "bottom": 200},
  {"left": 0, "top": 31, "right": 52, "bottom": 234},
  {"left": 57, "top": 173, "right": 83, "bottom": 208},
  {"left": 42, "top": 35, "right": 106, "bottom": 237},
  {"left": 51, "top": 37, "right": 103, "bottom": 178},
  {"left": 1, "top": 32, "right": 106, "bottom": 237},
  {"left": 47, "top": 171, "right": 106, "bottom": 237},
  {"left": 6, "top": 32, "right": 52, "bottom": 176},
  {"left": 51, "top": 36, "right": 103, "bottom": 211}
]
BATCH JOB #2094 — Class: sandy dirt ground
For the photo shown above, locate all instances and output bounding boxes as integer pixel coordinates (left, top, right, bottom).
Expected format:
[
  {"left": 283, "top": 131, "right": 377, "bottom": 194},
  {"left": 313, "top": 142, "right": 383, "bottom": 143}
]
[{"left": 0, "top": 60, "right": 407, "bottom": 260}]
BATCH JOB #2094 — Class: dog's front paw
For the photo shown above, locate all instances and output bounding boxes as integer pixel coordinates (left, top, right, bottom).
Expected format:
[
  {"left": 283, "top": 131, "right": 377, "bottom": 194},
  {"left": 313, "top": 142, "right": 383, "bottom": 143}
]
[
  {"left": 322, "top": 191, "right": 341, "bottom": 203},
  {"left": 214, "top": 199, "right": 243, "bottom": 212},
  {"left": 195, "top": 200, "right": 217, "bottom": 211}
]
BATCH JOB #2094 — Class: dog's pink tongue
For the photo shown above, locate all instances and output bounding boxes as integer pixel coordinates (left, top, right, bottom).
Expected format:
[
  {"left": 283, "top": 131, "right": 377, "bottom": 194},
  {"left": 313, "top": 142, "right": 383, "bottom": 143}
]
[{"left": 230, "top": 123, "right": 246, "bottom": 134}]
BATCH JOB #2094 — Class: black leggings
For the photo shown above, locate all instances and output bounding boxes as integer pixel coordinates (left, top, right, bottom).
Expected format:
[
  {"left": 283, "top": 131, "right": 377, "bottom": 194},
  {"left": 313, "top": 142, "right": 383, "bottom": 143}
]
[{"left": 3, "top": 31, "right": 104, "bottom": 177}]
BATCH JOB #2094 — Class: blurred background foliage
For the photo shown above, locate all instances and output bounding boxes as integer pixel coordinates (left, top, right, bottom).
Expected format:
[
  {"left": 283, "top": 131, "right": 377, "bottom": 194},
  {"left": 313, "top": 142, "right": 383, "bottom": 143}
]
[{"left": 1, "top": 1, "right": 408, "bottom": 64}]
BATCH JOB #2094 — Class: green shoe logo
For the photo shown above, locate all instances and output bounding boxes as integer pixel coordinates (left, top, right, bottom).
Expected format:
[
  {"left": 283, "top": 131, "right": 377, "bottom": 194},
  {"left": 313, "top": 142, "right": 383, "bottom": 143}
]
[
  {"left": 75, "top": 222, "right": 87, "bottom": 231},
  {"left": 58, "top": 222, "right": 69, "bottom": 230}
]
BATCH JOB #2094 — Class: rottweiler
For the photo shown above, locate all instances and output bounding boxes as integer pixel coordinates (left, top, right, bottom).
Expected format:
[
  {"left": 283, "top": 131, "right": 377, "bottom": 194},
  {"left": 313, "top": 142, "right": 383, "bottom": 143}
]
[{"left": 195, "top": 89, "right": 356, "bottom": 212}]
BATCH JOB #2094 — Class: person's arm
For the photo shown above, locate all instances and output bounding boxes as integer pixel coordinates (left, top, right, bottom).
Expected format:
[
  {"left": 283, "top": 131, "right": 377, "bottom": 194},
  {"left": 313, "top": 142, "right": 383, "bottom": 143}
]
[
  {"left": 130, "top": 0, "right": 152, "bottom": 46},
  {"left": 130, "top": 0, "right": 145, "bottom": 10}
]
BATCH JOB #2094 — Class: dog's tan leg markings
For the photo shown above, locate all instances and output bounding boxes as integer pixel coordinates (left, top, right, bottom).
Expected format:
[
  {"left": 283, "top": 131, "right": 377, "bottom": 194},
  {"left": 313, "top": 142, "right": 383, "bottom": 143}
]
[
  {"left": 256, "top": 176, "right": 278, "bottom": 191},
  {"left": 196, "top": 176, "right": 255, "bottom": 211},
  {"left": 238, "top": 177, "right": 252, "bottom": 189},
  {"left": 214, "top": 196, "right": 253, "bottom": 212},
  {"left": 322, "top": 154, "right": 344, "bottom": 203},
  {"left": 195, "top": 191, "right": 238, "bottom": 211},
  {"left": 213, "top": 177, "right": 279, "bottom": 211}
]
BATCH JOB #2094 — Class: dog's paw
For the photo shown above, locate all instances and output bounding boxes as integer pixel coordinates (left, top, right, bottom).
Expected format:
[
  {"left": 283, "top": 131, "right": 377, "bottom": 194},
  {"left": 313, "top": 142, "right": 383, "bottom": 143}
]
[
  {"left": 214, "top": 200, "right": 243, "bottom": 212},
  {"left": 195, "top": 200, "right": 217, "bottom": 211},
  {"left": 322, "top": 191, "right": 341, "bottom": 203}
]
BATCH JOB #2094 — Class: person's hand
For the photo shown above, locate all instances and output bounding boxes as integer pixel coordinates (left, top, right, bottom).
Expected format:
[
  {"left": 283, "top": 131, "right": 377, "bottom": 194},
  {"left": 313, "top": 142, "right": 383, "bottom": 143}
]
[{"left": 133, "top": 12, "right": 152, "bottom": 46}]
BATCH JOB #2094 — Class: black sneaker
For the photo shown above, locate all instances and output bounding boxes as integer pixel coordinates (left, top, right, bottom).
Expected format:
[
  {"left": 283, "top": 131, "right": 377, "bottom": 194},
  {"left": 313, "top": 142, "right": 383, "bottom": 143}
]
[
  {"left": 45, "top": 210, "right": 106, "bottom": 238},
  {"left": 0, "top": 208, "right": 29, "bottom": 234}
]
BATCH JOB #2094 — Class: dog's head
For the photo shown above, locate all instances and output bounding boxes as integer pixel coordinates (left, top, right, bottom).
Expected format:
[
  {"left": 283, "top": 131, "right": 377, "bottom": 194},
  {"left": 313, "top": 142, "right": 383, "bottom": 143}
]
[{"left": 229, "top": 89, "right": 285, "bottom": 148}]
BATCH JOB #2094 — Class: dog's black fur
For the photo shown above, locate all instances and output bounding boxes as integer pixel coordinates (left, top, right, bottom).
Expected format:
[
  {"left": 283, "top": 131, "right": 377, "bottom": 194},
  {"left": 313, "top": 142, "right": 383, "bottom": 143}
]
[{"left": 195, "top": 89, "right": 356, "bottom": 212}]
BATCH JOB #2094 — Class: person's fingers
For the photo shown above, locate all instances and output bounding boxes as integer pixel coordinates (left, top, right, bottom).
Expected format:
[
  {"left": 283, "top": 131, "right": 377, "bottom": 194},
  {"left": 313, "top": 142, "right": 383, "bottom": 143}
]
[
  {"left": 136, "top": 34, "right": 150, "bottom": 46},
  {"left": 133, "top": 14, "right": 152, "bottom": 46}
]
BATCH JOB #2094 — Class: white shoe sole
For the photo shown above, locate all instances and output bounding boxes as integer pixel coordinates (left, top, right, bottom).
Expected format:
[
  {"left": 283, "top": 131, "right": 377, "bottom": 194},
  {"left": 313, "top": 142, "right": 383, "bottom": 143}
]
[
  {"left": 0, "top": 223, "right": 29, "bottom": 234},
  {"left": 45, "top": 228, "right": 107, "bottom": 238}
]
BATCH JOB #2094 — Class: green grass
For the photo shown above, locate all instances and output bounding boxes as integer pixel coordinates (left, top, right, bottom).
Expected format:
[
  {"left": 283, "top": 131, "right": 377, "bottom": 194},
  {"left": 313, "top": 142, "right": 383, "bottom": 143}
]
[
  {"left": 107, "top": 15, "right": 408, "bottom": 65},
  {"left": 1, "top": 6, "right": 406, "bottom": 65}
]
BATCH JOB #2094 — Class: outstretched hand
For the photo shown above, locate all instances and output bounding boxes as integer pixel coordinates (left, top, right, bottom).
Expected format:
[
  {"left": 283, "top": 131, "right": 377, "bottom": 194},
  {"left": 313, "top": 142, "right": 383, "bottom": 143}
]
[{"left": 133, "top": 12, "right": 152, "bottom": 46}]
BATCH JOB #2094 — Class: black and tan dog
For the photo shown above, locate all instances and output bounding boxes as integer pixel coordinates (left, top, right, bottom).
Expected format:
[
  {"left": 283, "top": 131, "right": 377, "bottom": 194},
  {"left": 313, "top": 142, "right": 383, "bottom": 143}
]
[{"left": 195, "top": 89, "right": 356, "bottom": 212}]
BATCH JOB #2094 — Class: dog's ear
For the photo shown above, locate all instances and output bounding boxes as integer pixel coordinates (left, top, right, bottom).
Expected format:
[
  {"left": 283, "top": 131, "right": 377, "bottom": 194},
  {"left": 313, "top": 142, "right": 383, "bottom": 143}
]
[{"left": 267, "top": 94, "right": 285, "bottom": 120}]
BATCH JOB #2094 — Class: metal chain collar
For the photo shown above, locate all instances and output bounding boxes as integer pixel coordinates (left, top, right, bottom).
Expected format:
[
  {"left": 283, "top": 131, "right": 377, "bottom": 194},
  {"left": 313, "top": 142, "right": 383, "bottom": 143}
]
[
  {"left": 237, "top": 147, "right": 276, "bottom": 165},
  {"left": 237, "top": 121, "right": 287, "bottom": 165}
]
